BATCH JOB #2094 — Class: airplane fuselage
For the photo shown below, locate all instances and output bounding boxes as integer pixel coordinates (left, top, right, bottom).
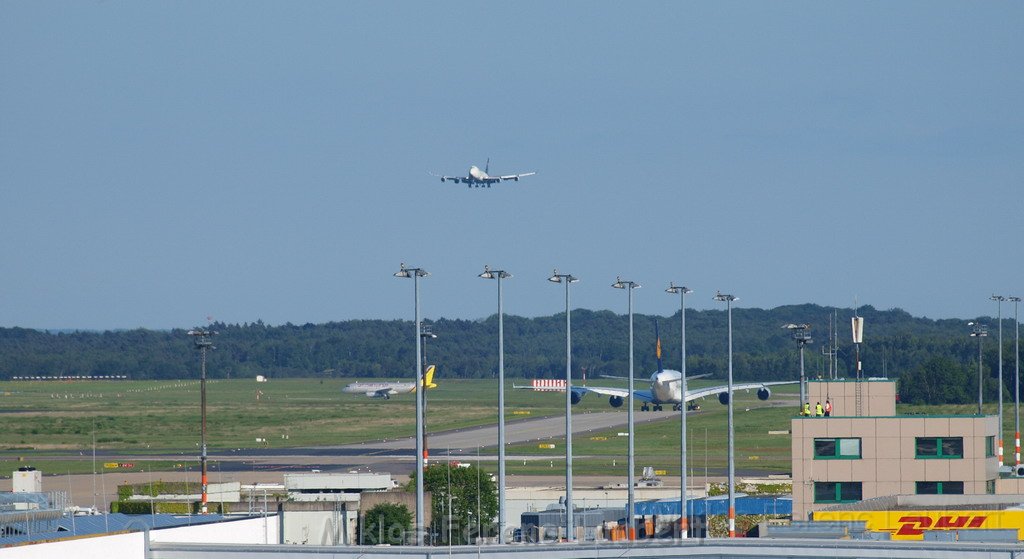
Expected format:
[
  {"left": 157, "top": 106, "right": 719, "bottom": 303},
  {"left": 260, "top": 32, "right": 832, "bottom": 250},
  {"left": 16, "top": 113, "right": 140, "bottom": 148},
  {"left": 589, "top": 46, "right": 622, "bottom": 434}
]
[
  {"left": 468, "top": 166, "right": 489, "bottom": 181},
  {"left": 342, "top": 381, "right": 414, "bottom": 397},
  {"left": 650, "top": 369, "right": 683, "bottom": 404}
]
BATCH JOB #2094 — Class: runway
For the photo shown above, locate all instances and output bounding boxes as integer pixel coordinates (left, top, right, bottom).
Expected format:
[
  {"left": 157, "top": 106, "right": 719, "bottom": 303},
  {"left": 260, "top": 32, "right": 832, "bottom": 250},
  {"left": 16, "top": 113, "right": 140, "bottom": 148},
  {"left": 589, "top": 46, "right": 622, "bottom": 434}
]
[
  {"left": 260, "top": 409, "right": 681, "bottom": 455},
  {"left": 72, "top": 410, "right": 684, "bottom": 471},
  {"left": 45, "top": 405, "right": 795, "bottom": 507}
]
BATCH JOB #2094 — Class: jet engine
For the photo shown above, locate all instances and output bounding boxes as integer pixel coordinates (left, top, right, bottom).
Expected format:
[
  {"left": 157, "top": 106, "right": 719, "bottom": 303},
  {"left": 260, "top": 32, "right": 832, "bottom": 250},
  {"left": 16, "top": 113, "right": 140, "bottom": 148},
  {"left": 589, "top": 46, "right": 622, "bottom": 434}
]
[
  {"left": 757, "top": 387, "right": 771, "bottom": 401},
  {"left": 609, "top": 396, "right": 624, "bottom": 408},
  {"left": 718, "top": 392, "right": 730, "bottom": 405},
  {"left": 571, "top": 391, "right": 583, "bottom": 405}
]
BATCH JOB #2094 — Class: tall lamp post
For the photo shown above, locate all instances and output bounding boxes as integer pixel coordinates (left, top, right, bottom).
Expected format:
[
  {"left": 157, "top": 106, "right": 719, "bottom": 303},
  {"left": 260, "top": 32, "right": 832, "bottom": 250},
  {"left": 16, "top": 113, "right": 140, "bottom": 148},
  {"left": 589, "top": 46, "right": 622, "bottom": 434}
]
[
  {"left": 784, "top": 324, "right": 813, "bottom": 409},
  {"left": 1010, "top": 296, "right": 1021, "bottom": 467},
  {"left": 187, "top": 328, "right": 216, "bottom": 514},
  {"left": 612, "top": 277, "right": 640, "bottom": 539},
  {"left": 994, "top": 295, "right": 1007, "bottom": 466},
  {"left": 395, "top": 263, "right": 429, "bottom": 546},
  {"left": 420, "top": 324, "right": 436, "bottom": 471},
  {"left": 666, "top": 283, "right": 692, "bottom": 538},
  {"left": 714, "top": 291, "right": 738, "bottom": 538},
  {"left": 479, "top": 265, "right": 511, "bottom": 543},
  {"left": 549, "top": 269, "right": 578, "bottom": 541},
  {"left": 970, "top": 322, "right": 988, "bottom": 416}
]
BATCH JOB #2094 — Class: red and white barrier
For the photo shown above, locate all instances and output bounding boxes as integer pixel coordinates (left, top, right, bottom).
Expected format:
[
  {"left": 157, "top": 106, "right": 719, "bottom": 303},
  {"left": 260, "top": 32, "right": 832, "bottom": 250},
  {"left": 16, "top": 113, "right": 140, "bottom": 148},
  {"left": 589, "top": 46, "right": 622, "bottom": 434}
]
[{"left": 530, "top": 379, "right": 567, "bottom": 391}]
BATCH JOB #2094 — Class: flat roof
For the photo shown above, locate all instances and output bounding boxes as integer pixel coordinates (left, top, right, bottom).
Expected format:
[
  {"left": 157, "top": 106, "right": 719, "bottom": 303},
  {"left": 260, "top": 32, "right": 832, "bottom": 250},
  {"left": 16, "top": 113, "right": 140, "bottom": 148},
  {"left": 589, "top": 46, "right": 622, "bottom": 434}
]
[
  {"left": 820, "top": 494, "right": 1024, "bottom": 512},
  {"left": 794, "top": 414, "right": 990, "bottom": 419},
  {"left": 0, "top": 512, "right": 238, "bottom": 547},
  {"left": 808, "top": 378, "right": 895, "bottom": 383}
]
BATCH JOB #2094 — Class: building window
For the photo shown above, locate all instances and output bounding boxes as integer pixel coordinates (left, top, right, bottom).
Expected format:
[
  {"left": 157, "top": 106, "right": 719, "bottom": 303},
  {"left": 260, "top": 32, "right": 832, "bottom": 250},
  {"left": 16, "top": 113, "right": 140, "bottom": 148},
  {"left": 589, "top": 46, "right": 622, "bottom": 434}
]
[
  {"left": 813, "top": 481, "right": 862, "bottom": 503},
  {"left": 986, "top": 436, "right": 996, "bottom": 457},
  {"left": 915, "top": 437, "right": 964, "bottom": 459},
  {"left": 987, "top": 479, "right": 996, "bottom": 494},
  {"left": 813, "top": 438, "right": 862, "bottom": 459},
  {"left": 915, "top": 481, "right": 964, "bottom": 495}
]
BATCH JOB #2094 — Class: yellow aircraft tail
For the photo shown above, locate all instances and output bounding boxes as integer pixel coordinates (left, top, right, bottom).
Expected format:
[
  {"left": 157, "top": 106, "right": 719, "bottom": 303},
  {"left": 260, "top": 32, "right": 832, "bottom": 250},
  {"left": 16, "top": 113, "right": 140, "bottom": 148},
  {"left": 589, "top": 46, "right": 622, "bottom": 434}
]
[{"left": 422, "top": 365, "right": 438, "bottom": 389}]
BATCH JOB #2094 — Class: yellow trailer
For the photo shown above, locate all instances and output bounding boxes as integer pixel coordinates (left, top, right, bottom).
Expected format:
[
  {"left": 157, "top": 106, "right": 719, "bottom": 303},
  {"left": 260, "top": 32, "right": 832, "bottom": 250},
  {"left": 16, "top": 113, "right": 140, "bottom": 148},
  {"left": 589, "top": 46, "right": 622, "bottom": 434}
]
[{"left": 814, "top": 509, "right": 1024, "bottom": 540}]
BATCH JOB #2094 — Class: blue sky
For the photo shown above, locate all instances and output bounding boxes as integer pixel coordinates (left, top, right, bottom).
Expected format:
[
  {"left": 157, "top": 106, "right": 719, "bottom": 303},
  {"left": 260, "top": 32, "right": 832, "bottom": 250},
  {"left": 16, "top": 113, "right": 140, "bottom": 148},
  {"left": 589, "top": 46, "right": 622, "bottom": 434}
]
[{"left": 1, "top": 2, "right": 1021, "bottom": 330}]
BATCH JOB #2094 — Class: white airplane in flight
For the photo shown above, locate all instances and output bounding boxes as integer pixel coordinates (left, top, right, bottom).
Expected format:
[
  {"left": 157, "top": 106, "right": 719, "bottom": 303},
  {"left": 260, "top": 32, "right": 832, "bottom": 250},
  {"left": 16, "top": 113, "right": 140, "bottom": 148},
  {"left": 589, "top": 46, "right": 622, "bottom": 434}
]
[
  {"left": 517, "top": 335, "right": 795, "bottom": 411},
  {"left": 431, "top": 159, "right": 535, "bottom": 188},
  {"left": 342, "top": 365, "right": 438, "bottom": 399}
]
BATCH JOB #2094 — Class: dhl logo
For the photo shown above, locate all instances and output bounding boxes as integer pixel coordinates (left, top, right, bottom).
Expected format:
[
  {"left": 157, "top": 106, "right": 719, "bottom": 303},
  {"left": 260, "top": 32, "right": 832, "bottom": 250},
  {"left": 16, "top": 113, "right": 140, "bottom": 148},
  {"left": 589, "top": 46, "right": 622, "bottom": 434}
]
[
  {"left": 814, "top": 510, "right": 1024, "bottom": 541},
  {"left": 894, "top": 515, "right": 987, "bottom": 536}
]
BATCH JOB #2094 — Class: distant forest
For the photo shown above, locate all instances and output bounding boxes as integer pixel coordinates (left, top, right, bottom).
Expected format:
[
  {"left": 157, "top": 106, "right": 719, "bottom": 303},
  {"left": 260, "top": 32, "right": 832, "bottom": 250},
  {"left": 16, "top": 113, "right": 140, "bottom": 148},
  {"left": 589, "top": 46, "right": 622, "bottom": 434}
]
[{"left": 0, "top": 304, "right": 1020, "bottom": 406}]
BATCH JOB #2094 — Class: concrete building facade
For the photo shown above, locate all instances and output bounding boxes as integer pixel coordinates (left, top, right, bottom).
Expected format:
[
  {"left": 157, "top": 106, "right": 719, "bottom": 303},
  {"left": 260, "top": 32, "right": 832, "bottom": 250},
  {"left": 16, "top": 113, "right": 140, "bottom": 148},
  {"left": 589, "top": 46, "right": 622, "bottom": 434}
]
[{"left": 792, "top": 379, "right": 999, "bottom": 519}]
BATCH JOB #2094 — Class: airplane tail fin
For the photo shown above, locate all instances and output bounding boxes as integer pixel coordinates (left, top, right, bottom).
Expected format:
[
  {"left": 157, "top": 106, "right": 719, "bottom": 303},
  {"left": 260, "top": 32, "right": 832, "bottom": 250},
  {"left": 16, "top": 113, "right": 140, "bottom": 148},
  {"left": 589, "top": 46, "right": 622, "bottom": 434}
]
[
  {"left": 485, "top": 157, "right": 490, "bottom": 175},
  {"left": 655, "top": 321, "right": 664, "bottom": 374},
  {"left": 423, "top": 365, "right": 438, "bottom": 389}
]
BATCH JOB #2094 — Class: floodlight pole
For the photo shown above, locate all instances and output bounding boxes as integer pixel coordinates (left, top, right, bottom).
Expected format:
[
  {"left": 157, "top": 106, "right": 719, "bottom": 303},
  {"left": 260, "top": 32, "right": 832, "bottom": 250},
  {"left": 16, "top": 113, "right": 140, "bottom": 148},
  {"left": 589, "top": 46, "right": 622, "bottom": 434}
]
[
  {"left": 613, "top": 277, "right": 640, "bottom": 539},
  {"left": 188, "top": 328, "right": 216, "bottom": 514},
  {"left": 479, "top": 266, "right": 511, "bottom": 543},
  {"left": 420, "top": 324, "right": 436, "bottom": 470},
  {"left": 395, "top": 263, "right": 429, "bottom": 546},
  {"left": 549, "top": 269, "right": 578, "bottom": 542},
  {"left": 785, "top": 325, "right": 813, "bottom": 408},
  {"left": 994, "top": 295, "right": 1007, "bottom": 466},
  {"left": 1011, "top": 297, "right": 1021, "bottom": 466},
  {"left": 666, "top": 283, "right": 692, "bottom": 538},
  {"left": 714, "top": 292, "right": 738, "bottom": 537},
  {"left": 971, "top": 322, "right": 988, "bottom": 415}
]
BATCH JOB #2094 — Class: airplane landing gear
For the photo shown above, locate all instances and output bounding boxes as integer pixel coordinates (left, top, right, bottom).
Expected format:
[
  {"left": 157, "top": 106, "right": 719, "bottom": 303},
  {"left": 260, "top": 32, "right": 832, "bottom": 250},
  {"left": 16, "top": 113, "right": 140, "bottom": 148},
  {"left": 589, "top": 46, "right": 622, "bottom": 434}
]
[{"left": 641, "top": 403, "right": 650, "bottom": 412}]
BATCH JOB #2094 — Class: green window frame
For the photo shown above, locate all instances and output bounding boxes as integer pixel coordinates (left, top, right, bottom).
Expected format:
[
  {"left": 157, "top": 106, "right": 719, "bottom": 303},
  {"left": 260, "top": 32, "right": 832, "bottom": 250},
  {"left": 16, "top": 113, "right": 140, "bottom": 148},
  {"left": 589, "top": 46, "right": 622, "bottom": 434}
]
[
  {"left": 915, "top": 437, "right": 964, "bottom": 459},
  {"left": 987, "top": 479, "right": 996, "bottom": 494},
  {"left": 915, "top": 481, "right": 964, "bottom": 495},
  {"left": 813, "top": 438, "right": 862, "bottom": 460},
  {"left": 986, "top": 436, "right": 996, "bottom": 457},
  {"left": 813, "top": 481, "right": 862, "bottom": 503}
]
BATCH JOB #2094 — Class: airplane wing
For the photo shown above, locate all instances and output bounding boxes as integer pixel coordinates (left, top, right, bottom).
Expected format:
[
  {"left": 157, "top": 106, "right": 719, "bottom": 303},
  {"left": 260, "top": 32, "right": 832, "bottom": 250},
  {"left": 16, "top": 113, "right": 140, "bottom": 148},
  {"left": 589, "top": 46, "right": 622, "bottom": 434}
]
[
  {"left": 512, "top": 383, "right": 656, "bottom": 403},
  {"left": 497, "top": 172, "right": 536, "bottom": 182},
  {"left": 428, "top": 172, "right": 464, "bottom": 183},
  {"left": 368, "top": 388, "right": 398, "bottom": 399},
  {"left": 661, "top": 373, "right": 713, "bottom": 384},
  {"left": 599, "top": 373, "right": 713, "bottom": 382},
  {"left": 683, "top": 380, "right": 797, "bottom": 403}
]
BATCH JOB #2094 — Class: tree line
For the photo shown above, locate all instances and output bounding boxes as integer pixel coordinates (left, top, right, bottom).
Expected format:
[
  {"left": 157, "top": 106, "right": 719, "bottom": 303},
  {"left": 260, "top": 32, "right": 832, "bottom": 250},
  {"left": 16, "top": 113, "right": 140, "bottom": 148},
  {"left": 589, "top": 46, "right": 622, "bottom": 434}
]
[{"left": 0, "top": 304, "right": 1020, "bottom": 405}]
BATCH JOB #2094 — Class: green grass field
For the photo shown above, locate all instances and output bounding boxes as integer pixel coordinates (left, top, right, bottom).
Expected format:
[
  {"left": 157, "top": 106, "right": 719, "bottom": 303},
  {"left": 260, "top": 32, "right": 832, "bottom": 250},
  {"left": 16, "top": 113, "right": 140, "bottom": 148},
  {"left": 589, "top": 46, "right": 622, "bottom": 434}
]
[
  {"left": 2, "top": 377, "right": 1012, "bottom": 478},
  {"left": 0, "top": 377, "right": 801, "bottom": 476}
]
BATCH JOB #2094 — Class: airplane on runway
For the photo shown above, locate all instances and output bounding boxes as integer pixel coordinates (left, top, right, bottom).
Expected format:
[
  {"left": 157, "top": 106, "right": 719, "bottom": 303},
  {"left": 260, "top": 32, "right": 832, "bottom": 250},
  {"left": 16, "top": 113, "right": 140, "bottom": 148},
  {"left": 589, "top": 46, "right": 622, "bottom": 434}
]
[
  {"left": 516, "top": 332, "right": 796, "bottom": 411},
  {"left": 431, "top": 159, "right": 535, "bottom": 187},
  {"left": 342, "top": 365, "right": 438, "bottom": 399}
]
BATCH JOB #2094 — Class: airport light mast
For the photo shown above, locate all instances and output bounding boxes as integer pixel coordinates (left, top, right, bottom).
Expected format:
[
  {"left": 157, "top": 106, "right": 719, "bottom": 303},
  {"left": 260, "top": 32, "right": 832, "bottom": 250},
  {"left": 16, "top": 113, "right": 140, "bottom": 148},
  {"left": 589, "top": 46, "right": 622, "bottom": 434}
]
[
  {"left": 784, "top": 324, "right": 813, "bottom": 409},
  {"left": 613, "top": 277, "right": 640, "bottom": 540},
  {"left": 666, "top": 282, "right": 692, "bottom": 538},
  {"left": 479, "top": 265, "right": 511, "bottom": 543},
  {"left": 970, "top": 322, "right": 988, "bottom": 415},
  {"left": 714, "top": 291, "right": 738, "bottom": 538},
  {"left": 395, "top": 263, "right": 429, "bottom": 546},
  {"left": 549, "top": 269, "right": 578, "bottom": 542},
  {"left": 420, "top": 323, "right": 436, "bottom": 471},
  {"left": 993, "top": 295, "right": 1007, "bottom": 466},
  {"left": 188, "top": 327, "right": 216, "bottom": 514},
  {"left": 1011, "top": 297, "right": 1021, "bottom": 467}
]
